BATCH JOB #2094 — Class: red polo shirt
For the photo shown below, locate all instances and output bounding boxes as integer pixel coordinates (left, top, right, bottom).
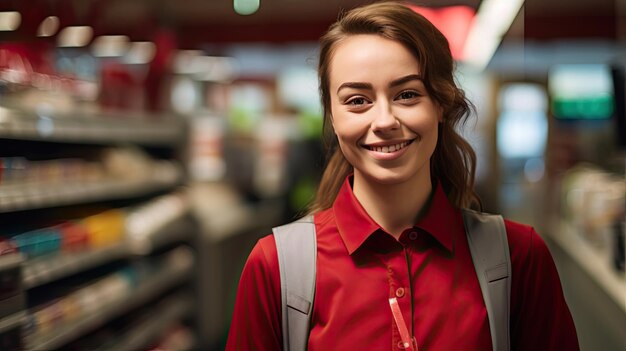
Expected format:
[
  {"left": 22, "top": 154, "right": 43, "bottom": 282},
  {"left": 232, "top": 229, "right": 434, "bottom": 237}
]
[{"left": 226, "top": 177, "right": 579, "bottom": 350}]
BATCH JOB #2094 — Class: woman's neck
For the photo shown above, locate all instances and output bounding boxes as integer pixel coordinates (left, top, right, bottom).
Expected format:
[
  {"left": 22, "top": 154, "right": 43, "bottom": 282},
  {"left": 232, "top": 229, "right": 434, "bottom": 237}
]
[{"left": 352, "top": 172, "right": 433, "bottom": 239}]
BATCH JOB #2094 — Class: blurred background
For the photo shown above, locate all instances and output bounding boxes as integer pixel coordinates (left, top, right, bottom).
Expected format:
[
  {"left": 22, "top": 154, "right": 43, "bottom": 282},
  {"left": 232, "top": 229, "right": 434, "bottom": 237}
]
[{"left": 0, "top": 0, "right": 623, "bottom": 350}]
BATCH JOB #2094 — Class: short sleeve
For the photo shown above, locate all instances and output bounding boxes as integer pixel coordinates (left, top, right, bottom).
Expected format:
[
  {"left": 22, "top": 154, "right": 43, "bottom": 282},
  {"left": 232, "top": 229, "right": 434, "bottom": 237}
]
[
  {"left": 507, "top": 222, "right": 580, "bottom": 350},
  {"left": 225, "top": 235, "right": 283, "bottom": 351}
]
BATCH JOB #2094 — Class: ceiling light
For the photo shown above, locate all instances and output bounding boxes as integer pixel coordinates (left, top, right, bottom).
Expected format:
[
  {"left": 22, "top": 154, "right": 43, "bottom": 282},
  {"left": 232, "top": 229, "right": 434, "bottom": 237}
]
[
  {"left": 37, "top": 16, "right": 60, "bottom": 37},
  {"left": 462, "top": 0, "right": 524, "bottom": 71},
  {"left": 0, "top": 11, "right": 21, "bottom": 31},
  {"left": 234, "top": 0, "right": 260, "bottom": 15},
  {"left": 57, "top": 26, "right": 93, "bottom": 47}
]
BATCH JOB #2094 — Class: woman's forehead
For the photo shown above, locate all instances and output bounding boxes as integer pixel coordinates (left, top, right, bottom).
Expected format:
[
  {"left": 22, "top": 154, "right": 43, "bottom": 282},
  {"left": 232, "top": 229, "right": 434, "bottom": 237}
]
[{"left": 328, "top": 35, "right": 422, "bottom": 86}]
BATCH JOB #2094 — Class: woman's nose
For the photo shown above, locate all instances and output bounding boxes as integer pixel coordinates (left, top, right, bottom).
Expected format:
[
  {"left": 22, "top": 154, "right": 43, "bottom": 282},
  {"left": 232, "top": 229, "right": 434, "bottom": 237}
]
[{"left": 371, "top": 103, "right": 400, "bottom": 132}]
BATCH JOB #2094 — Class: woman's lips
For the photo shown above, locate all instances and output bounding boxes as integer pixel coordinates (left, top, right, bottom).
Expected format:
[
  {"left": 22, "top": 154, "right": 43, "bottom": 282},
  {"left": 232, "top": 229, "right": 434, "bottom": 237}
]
[
  {"left": 363, "top": 139, "right": 415, "bottom": 160},
  {"left": 364, "top": 140, "right": 412, "bottom": 153}
]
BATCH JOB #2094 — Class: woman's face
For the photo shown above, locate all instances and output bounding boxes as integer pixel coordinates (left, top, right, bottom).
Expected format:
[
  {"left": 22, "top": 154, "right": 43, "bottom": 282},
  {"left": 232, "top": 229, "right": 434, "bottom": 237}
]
[{"left": 329, "top": 34, "right": 441, "bottom": 186}]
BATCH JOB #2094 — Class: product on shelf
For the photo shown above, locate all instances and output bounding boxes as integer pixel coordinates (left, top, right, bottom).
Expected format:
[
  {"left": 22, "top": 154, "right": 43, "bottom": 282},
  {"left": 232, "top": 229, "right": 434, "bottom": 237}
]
[
  {"left": 10, "top": 228, "right": 61, "bottom": 259},
  {"left": 2, "top": 208, "right": 125, "bottom": 261},
  {"left": 22, "top": 246, "right": 192, "bottom": 342},
  {"left": 0, "top": 147, "right": 181, "bottom": 193},
  {"left": 561, "top": 163, "right": 626, "bottom": 270},
  {"left": 0, "top": 158, "right": 28, "bottom": 186},
  {"left": 101, "top": 146, "right": 155, "bottom": 181},
  {"left": 82, "top": 209, "right": 126, "bottom": 249},
  {"left": 0, "top": 238, "right": 18, "bottom": 256},
  {"left": 125, "top": 191, "right": 190, "bottom": 254},
  {"left": 58, "top": 221, "right": 90, "bottom": 253}
]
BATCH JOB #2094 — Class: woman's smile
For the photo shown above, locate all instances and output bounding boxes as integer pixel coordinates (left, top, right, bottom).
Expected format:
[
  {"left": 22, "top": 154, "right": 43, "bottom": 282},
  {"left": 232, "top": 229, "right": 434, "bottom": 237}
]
[{"left": 362, "top": 139, "right": 415, "bottom": 160}]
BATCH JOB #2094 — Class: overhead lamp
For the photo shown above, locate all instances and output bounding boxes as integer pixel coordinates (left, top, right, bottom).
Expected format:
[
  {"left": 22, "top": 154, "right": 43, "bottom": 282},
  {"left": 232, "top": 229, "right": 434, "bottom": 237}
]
[
  {"left": 462, "top": 0, "right": 524, "bottom": 71},
  {"left": 57, "top": 25, "right": 93, "bottom": 47},
  {"left": 91, "top": 35, "right": 130, "bottom": 57},
  {"left": 37, "top": 16, "right": 60, "bottom": 37},
  {"left": 234, "top": 0, "right": 260, "bottom": 15},
  {"left": 0, "top": 11, "right": 21, "bottom": 31}
]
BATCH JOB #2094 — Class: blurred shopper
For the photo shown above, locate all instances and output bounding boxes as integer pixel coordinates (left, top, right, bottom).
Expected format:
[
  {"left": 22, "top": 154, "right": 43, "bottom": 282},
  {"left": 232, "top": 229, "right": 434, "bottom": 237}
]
[{"left": 226, "top": 2, "right": 578, "bottom": 350}]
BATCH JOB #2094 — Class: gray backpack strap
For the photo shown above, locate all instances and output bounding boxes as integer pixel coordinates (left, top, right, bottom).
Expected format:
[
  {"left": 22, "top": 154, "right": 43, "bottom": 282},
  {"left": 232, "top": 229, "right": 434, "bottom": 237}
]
[
  {"left": 273, "top": 215, "right": 317, "bottom": 351},
  {"left": 462, "top": 209, "right": 511, "bottom": 351}
]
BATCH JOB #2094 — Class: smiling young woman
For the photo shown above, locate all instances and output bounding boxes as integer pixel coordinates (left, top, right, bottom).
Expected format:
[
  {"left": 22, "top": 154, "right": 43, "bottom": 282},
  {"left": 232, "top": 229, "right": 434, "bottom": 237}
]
[
  {"left": 226, "top": 2, "right": 579, "bottom": 350},
  {"left": 328, "top": 34, "right": 443, "bottom": 236}
]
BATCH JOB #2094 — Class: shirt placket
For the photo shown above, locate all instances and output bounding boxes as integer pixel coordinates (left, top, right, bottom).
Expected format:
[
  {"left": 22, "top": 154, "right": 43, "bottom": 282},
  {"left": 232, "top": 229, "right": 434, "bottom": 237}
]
[{"left": 386, "top": 243, "right": 415, "bottom": 350}]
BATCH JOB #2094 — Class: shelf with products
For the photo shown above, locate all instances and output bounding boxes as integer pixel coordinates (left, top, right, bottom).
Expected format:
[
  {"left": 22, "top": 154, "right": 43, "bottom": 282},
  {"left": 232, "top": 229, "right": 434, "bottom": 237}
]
[
  {"left": 0, "top": 106, "right": 186, "bottom": 146},
  {"left": 0, "top": 95, "right": 198, "bottom": 349},
  {"left": 22, "top": 213, "right": 194, "bottom": 290},
  {"left": 0, "top": 311, "right": 25, "bottom": 351},
  {"left": 22, "top": 243, "right": 128, "bottom": 290},
  {"left": 0, "top": 253, "right": 25, "bottom": 321},
  {"left": 0, "top": 159, "right": 183, "bottom": 213},
  {"left": 549, "top": 164, "right": 626, "bottom": 314},
  {"left": 22, "top": 246, "right": 194, "bottom": 351},
  {"left": 14, "top": 190, "right": 193, "bottom": 289},
  {"left": 547, "top": 218, "right": 626, "bottom": 313},
  {"left": 102, "top": 293, "right": 194, "bottom": 351}
]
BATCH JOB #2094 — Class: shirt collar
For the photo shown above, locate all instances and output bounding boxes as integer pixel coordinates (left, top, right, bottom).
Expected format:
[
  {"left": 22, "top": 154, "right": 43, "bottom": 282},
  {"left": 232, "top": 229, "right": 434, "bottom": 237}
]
[{"left": 332, "top": 175, "right": 460, "bottom": 255}]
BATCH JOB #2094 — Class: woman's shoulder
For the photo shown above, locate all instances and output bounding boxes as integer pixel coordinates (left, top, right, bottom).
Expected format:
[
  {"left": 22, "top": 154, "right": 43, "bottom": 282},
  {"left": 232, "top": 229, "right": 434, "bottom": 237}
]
[
  {"left": 503, "top": 218, "right": 554, "bottom": 267},
  {"left": 250, "top": 233, "right": 279, "bottom": 269}
]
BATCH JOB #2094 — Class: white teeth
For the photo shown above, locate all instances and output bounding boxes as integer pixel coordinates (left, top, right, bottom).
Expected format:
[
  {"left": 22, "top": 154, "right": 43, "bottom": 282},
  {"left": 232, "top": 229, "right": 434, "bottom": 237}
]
[{"left": 370, "top": 141, "right": 409, "bottom": 153}]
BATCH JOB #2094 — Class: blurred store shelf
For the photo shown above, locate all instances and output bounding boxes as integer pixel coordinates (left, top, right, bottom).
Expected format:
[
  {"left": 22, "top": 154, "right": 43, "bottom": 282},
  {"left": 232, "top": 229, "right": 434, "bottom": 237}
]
[
  {"left": 548, "top": 219, "right": 626, "bottom": 313},
  {"left": 22, "top": 213, "right": 194, "bottom": 289},
  {"left": 0, "top": 311, "right": 26, "bottom": 335},
  {"left": 0, "top": 253, "right": 25, "bottom": 321},
  {"left": 0, "top": 164, "right": 182, "bottom": 213},
  {"left": 0, "top": 107, "right": 185, "bottom": 146},
  {"left": 0, "top": 253, "right": 23, "bottom": 275},
  {"left": 23, "top": 247, "right": 194, "bottom": 351},
  {"left": 103, "top": 293, "right": 193, "bottom": 351},
  {"left": 22, "top": 243, "right": 127, "bottom": 289}
]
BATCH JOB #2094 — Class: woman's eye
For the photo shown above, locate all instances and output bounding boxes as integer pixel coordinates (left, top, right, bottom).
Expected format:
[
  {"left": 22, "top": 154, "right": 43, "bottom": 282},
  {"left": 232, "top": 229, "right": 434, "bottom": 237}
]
[
  {"left": 347, "top": 97, "right": 367, "bottom": 106},
  {"left": 397, "top": 91, "right": 419, "bottom": 100}
]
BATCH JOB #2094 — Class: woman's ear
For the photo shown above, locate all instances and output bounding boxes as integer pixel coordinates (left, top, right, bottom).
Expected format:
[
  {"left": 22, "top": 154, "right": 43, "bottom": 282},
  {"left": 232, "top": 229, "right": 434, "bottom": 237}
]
[{"left": 437, "top": 105, "right": 444, "bottom": 123}]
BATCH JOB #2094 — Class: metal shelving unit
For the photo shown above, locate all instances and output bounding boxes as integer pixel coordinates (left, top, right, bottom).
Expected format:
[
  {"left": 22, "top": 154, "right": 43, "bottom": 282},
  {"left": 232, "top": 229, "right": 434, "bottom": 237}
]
[
  {"left": 22, "top": 214, "right": 194, "bottom": 289},
  {"left": 0, "top": 107, "right": 185, "bottom": 146},
  {"left": 23, "top": 247, "right": 194, "bottom": 351},
  {"left": 22, "top": 243, "right": 128, "bottom": 289},
  {"left": 0, "top": 165, "right": 182, "bottom": 213},
  {"left": 103, "top": 293, "right": 194, "bottom": 351},
  {"left": 0, "top": 105, "right": 197, "bottom": 350},
  {"left": 548, "top": 219, "right": 626, "bottom": 313}
]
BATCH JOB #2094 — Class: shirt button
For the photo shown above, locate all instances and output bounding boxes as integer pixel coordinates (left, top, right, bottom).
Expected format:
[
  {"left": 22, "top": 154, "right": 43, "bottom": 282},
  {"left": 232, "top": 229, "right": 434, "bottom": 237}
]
[
  {"left": 395, "top": 287, "right": 405, "bottom": 298},
  {"left": 408, "top": 230, "right": 418, "bottom": 240},
  {"left": 397, "top": 341, "right": 410, "bottom": 349}
]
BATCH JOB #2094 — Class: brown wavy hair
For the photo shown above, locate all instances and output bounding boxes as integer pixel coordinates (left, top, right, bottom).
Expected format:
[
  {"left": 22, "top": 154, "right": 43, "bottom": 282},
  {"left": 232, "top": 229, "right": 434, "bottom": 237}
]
[{"left": 308, "top": 1, "right": 480, "bottom": 214}]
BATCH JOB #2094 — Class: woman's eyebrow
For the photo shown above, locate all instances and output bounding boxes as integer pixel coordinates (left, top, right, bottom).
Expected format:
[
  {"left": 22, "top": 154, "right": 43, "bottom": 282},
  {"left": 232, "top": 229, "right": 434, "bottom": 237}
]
[
  {"left": 389, "top": 74, "right": 423, "bottom": 88},
  {"left": 336, "top": 82, "right": 373, "bottom": 94},
  {"left": 336, "top": 74, "right": 424, "bottom": 94}
]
